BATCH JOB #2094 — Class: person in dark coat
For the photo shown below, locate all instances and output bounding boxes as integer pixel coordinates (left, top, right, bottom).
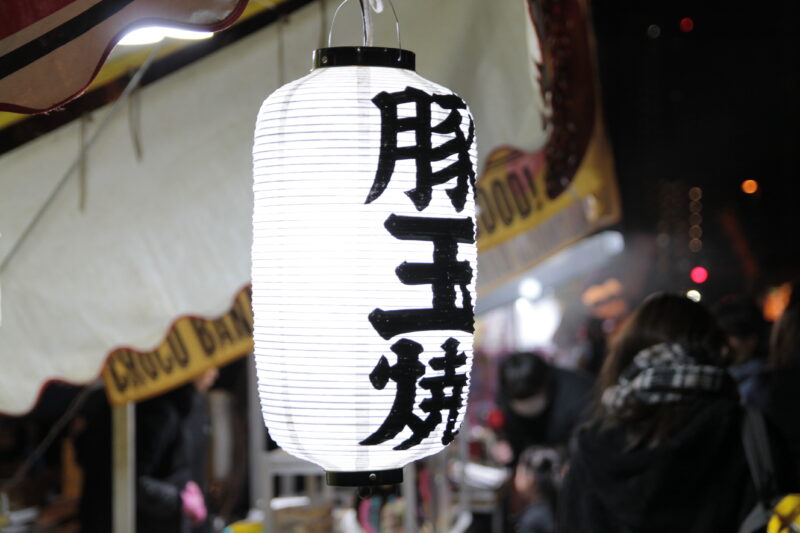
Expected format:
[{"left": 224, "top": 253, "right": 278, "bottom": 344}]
[
  {"left": 560, "top": 293, "right": 758, "bottom": 533},
  {"left": 513, "top": 446, "right": 562, "bottom": 533},
  {"left": 186, "top": 368, "right": 218, "bottom": 533},
  {"left": 136, "top": 368, "right": 217, "bottom": 533},
  {"left": 74, "top": 387, "right": 112, "bottom": 533},
  {"left": 713, "top": 294, "right": 769, "bottom": 403},
  {"left": 496, "top": 351, "right": 592, "bottom": 464},
  {"left": 136, "top": 384, "right": 195, "bottom": 533}
]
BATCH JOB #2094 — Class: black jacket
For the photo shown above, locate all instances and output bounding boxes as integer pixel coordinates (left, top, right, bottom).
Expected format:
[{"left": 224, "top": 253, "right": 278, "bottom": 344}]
[
  {"left": 186, "top": 392, "right": 213, "bottom": 533},
  {"left": 516, "top": 501, "right": 556, "bottom": 533},
  {"left": 502, "top": 367, "right": 593, "bottom": 461},
  {"left": 751, "top": 363, "right": 800, "bottom": 493},
  {"left": 136, "top": 388, "right": 193, "bottom": 533},
  {"left": 560, "top": 396, "right": 757, "bottom": 532},
  {"left": 75, "top": 389, "right": 113, "bottom": 533}
]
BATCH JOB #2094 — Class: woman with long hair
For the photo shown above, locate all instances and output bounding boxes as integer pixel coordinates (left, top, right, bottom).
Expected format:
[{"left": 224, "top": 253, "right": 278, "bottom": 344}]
[{"left": 560, "top": 293, "right": 757, "bottom": 532}]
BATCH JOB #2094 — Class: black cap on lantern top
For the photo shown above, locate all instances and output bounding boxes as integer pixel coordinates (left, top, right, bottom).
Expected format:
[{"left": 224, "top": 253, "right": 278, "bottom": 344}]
[
  {"left": 313, "top": 47, "right": 415, "bottom": 71},
  {"left": 325, "top": 468, "right": 404, "bottom": 487}
]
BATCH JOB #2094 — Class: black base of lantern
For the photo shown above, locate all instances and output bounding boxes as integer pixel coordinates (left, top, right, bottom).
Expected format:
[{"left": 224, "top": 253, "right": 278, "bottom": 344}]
[
  {"left": 325, "top": 468, "right": 403, "bottom": 487},
  {"left": 313, "top": 47, "right": 415, "bottom": 71}
]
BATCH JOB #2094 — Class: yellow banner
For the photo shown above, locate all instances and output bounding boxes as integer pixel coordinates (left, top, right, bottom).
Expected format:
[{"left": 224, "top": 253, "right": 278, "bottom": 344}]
[
  {"left": 476, "top": 116, "right": 620, "bottom": 295},
  {"left": 103, "top": 286, "right": 253, "bottom": 405},
  {"left": 474, "top": 0, "right": 622, "bottom": 297}
]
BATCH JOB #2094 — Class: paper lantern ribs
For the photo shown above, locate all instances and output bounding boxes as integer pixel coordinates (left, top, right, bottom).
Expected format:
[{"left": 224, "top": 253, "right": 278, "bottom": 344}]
[{"left": 252, "top": 46, "right": 478, "bottom": 486}]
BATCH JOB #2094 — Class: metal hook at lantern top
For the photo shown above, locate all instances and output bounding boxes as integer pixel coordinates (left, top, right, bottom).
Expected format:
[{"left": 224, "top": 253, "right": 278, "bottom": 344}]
[
  {"left": 328, "top": 0, "right": 401, "bottom": 49},
  {"left": 319, "top": 0, "right": 410, "bottom": 70}
]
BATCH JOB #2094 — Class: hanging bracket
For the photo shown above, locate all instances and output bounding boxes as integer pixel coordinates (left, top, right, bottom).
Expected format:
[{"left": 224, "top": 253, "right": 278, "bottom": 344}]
[{"left": 328, "top": 0, "right": 400, "bottom": 49}]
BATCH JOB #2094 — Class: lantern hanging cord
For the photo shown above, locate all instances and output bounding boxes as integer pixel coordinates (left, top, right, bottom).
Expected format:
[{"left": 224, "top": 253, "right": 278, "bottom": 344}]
[
  {"left": 358, "top": 0, "right": 372, "bottom": 46},
  {"left": 328, "top": 0, "right": 400, "bottom": 49},
  {"left": 0, "top": 41, "right": 163, "bottom": 278}
]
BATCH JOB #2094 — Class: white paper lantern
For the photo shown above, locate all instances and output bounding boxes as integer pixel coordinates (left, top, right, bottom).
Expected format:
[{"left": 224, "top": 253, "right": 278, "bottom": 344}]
[{"left": 252, "top": 47, "right": 477, "bottom": 486}]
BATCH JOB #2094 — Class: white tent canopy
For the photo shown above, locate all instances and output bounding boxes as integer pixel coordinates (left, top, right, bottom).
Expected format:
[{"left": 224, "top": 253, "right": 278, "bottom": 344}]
[{"left": 0, "top": 0, "right": 544, "bottom": 415}]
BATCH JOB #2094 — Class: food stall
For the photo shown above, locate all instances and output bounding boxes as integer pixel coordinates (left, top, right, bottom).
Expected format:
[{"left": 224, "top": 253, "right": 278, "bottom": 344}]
[{"left": 0, "top": 0, "right": 615, "bottom": 531}]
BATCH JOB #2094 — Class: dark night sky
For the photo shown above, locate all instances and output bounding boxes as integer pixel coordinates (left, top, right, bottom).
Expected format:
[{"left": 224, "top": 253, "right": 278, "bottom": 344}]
[{"left": 590, "top": 0, "right": 800, "bottom": 299}]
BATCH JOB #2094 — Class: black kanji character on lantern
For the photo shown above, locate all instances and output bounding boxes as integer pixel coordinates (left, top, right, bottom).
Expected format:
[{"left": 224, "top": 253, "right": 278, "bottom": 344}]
[
  {"left": 419, "top": 337, "right": 468, "bottom": 445},
  {"left": 368, "top": 214, "right": 475, "bottom": 341},
  {"left": 359, "top": 338, "right": 434, "bottom": 450},
  {"left": 365, "top": 86, "right": 476, "bottom": 213},
  {"left": 360, "top": 337, "right": 468, "bottom": 450}
]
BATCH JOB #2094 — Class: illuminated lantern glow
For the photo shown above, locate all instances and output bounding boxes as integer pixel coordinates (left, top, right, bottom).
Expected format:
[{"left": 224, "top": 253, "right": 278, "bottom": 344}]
[
  {"left": 679, "top": 17, "right": 694, "bottom": 33},
  {"left": 252, "top": 47, "right": 477, "bottom": 486},
  {"left": 690, "top": 266, "right": 708, "bottom": 284}
]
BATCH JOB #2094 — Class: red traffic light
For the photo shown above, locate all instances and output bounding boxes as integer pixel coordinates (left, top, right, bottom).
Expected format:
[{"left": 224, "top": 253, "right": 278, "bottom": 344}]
[{"left": 690, "top": 266, "right": 708, "bottom": 284}]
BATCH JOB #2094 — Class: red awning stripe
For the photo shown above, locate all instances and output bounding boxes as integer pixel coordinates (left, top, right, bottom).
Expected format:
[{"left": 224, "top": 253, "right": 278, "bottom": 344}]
[{"left": 0, "top": 0, "right": 134, "bottom": 80}]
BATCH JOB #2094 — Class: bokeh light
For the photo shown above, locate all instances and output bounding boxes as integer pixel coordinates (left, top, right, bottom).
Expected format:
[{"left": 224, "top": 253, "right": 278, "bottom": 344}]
[
  {"left": 686, "top": 289, "right": 702, "bottom": 302},
  {"left": 690, "top": 266, "right": 708, "bottom": 284},
  {"left": 647, "top": 24, "right": 661, "bottom": 39},
  {"left": 741, "top": 179, "right": 759, "bottom": 194}
]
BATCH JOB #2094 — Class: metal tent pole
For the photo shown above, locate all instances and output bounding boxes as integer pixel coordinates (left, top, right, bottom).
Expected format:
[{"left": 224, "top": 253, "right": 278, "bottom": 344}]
[
  {"left": 246, "top": 355, "right": 275, "bottom": 531},
  {"left": 112, "top": 402, "right": 136, "bottom": 533},
  {"left": 402, "top": 463, "right": 419, "bottom": 533},
  {"left": 457, "top": 421, "right": 471, "bottom": 527}
]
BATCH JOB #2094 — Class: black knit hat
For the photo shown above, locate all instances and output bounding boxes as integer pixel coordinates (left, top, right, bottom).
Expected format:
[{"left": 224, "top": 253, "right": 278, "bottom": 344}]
[{"left": 500, "top": 351, "right": 553, "bottom": 400}]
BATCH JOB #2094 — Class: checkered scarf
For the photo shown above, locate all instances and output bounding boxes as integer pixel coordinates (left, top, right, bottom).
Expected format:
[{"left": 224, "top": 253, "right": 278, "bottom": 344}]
[{"left": 601, "top": 342, "right": 730, "bottom": 415}]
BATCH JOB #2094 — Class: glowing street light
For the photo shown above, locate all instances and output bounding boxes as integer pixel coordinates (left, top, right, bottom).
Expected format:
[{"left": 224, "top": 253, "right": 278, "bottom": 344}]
[{"left": 741, "top": 179, "right": 759, "bottom": 195}]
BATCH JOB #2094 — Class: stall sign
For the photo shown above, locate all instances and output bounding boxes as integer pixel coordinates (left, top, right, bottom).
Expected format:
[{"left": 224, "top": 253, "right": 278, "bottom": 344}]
[
  {"left": 475, "top": 0, "right": 621, "bottom": 296},
  {"left": 102, "top": 285, "right": 253, "bottom": 405},
  {"left": 476, "top": 124, "right": 619, "bottom": 295}
]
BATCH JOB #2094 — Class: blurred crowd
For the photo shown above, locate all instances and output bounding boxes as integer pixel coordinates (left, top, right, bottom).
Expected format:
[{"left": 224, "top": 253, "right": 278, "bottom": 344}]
[
  {"left": 3, "top": 283, "right": 799, "bottom": 533},
  {"left": 490, "top": 284, "right": 800, "bottom": 533}
]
